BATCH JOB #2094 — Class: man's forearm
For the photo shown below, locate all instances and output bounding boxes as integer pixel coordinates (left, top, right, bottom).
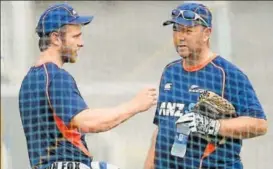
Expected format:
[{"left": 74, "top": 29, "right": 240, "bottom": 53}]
[
  {"left": 71, "top": 88, "right": 157, "bottom": 133},
  {"left": 218, "top": 116, "right": 268, "bottom": 139},
  {"left": 71, "top": 100, "right": 140, "bottom": 133}
]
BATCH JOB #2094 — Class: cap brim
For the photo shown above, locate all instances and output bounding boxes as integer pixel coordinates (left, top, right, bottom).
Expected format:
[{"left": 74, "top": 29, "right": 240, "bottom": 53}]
[
  {"left": 70, "top": 16, "right": 94, "bottom": 25},
  {"left": 163, "top": 17, "right": 198, "bottom": 27}
]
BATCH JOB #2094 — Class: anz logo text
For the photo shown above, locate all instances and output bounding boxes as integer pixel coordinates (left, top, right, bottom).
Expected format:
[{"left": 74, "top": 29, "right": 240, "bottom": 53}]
[{"left": 158, "top": 102, "right": 184, "bottom": 117}]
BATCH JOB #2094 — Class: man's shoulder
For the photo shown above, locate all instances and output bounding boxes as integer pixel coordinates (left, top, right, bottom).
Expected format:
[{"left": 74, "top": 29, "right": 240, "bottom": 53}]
[
  {"left": 41, "top": 63, "right": 76, "bottom": 84},
  {"left": 45, "top": 63, "right": 71, "bottom": 76},
  {"left": 22, "top": 62, "right": 76, "bottom": 86},
  {"left": 213, "top": 56, "right": 248, "bottom": 78},
  {"left": 163, "top": 59, "right": 182, "bottom": 71}
]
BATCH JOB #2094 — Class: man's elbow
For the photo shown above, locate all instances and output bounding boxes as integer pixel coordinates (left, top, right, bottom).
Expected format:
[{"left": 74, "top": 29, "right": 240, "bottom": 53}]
[
  {"left": 249, "top": 118, "right": 268, "bottom": 137},
  {"left": 81, "top": 122, "right": 112, "bottom": 133},
  {"left": 75, "top": 121, "right": 100, "bottom": 133},
  {"left": 71, "top": 118, "right": 107, "bottom": 133},
  {"left": 70, "top": 112, "right": 106, "bottom": 133},
  {"left": 257, "top": 119, "right": 268, "bottom": 136}
]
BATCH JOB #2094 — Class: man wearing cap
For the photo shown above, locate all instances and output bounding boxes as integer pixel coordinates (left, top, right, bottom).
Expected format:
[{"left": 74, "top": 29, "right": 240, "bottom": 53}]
[
  {"left": 18, "top": 3, "right": 157, "bottom": 169},
  {"left": 144, "top": 2, "right": 267, "bottom": 169}
]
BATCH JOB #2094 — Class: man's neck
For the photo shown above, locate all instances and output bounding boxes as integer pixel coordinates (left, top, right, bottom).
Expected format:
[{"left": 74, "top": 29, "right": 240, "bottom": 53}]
[
  {"left": 35, "top": 48, "right": 64, "bottom": 68},
  {"left": 183, "top": 48, "right": 213, "bottom": 67}
]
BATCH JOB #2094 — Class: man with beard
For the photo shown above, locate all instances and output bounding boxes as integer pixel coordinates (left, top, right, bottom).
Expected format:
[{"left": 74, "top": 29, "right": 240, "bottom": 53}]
[{"left": 19, "top": 3, "right": 157, "bottom": 169}]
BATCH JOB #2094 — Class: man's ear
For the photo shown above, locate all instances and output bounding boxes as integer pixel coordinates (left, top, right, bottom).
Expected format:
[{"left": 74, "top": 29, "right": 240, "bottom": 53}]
[
  {"left": 50, "top": 32, "right": 62, "bottom": 46},
  {"left": 203, "top": 27, "right": 212, "bottom": 42}
]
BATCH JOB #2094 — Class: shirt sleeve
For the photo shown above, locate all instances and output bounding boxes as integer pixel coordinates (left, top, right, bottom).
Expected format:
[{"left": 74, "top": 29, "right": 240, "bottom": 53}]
[
  {"left": 48, "top": 71, "right": 88, "bottom": 126},
  {"left": 231, "top": 72, "right": 266, "bottom": 120},
  {"left": 153, "top": 108, "right": 160, "bottom": 125},
  {"left": 153, "top": 71, "right": 166, "bottom": 126}
]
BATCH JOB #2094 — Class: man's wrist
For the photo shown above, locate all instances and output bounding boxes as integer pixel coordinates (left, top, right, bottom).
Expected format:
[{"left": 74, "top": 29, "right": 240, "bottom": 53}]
[
  {"left": 126, "top": 100, "right": 140, "bottom": 115},
  {"left": 210, "top": 119, "right": 221, "bottom": 136}
]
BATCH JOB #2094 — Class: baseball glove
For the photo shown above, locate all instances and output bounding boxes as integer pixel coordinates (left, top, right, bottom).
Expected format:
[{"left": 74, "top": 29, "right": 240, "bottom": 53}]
[
  {"left": 194, "top": 90, "right": 237, "bottom": 119},
  {"left": 192, "top": 90, "right": 237, "bottom": 143}
]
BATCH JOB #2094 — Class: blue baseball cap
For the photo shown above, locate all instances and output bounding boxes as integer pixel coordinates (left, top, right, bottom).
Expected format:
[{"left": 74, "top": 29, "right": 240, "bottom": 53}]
[
  {"left": 163, "top": 3, "right": 212, "bottom": 28},
  {"left": 36, "top": 3, "right": 93, "bottom": 37}
]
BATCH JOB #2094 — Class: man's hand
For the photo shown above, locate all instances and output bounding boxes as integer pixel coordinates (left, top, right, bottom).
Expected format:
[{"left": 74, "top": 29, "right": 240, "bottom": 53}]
[
  {"left": 176, "top": 112, "right": 221, "bottom": 136},
  {"left": 130, "top": 87, "right": 157, "bottom": 113}
]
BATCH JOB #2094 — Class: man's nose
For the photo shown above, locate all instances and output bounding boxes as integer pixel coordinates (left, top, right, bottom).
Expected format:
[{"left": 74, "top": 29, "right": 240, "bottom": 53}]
[
  {"left": 175, "top": 35, "right": 186, "bottom": 44},
  {"left": 177, "top": 32, "right": 186, "bottom": 41},
  {"left": 78, "top": 37, "right": 84, "bottom": 47},
  {"left": 78, "top": 40, "right": 84, "bottom": 48}
]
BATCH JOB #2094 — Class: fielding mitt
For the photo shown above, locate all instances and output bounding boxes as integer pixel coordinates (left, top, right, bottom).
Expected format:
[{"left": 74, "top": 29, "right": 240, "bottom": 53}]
[
  {"left": 193, "top": 90, "right": 237, "bottom": 120},
  {"left": 176, "top": 88, "right": 238, "bottom": 142},
  {"left": 190, "top": 90, "right": 237, "bottom": 143},
  {"left": 175, "top": 88, "right": 238, "bottom": 161}
]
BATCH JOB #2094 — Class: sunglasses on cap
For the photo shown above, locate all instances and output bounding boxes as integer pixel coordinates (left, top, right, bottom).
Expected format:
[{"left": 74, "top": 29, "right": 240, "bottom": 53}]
[{"left": 171, "top": 9, "right": 209, "bottom": 27}]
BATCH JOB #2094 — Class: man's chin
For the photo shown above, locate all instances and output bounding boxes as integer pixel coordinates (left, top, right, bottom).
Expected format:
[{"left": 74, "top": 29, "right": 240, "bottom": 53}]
[
  {"left": 62, "top": 55, "right": 77, "bottom": 63},
  {"left": 69, "top": 58, "right": 77, "bottom": 63},
  {"left": 178, "top": 51, "right": 189, "bottom": 59},
  {"left": 68, "top": 56, "right": 78, "bottom": 63}
]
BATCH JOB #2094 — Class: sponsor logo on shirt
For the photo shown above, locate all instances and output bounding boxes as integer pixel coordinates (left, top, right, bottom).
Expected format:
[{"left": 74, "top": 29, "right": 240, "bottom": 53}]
[{"left": 159, "top": 102, "right": 184, "bottom": 117}]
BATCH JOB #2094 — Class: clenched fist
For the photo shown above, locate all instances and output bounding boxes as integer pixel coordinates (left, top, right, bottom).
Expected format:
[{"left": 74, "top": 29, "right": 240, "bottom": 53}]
[{"left": 130, "top": 87, "right": 158, "bottom": 113}]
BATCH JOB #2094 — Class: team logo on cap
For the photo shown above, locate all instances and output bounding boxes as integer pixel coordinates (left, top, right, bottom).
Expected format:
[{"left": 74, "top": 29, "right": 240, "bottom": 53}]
[{"left": 72, "top": 10, "right": 77, "bottom": 16}]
